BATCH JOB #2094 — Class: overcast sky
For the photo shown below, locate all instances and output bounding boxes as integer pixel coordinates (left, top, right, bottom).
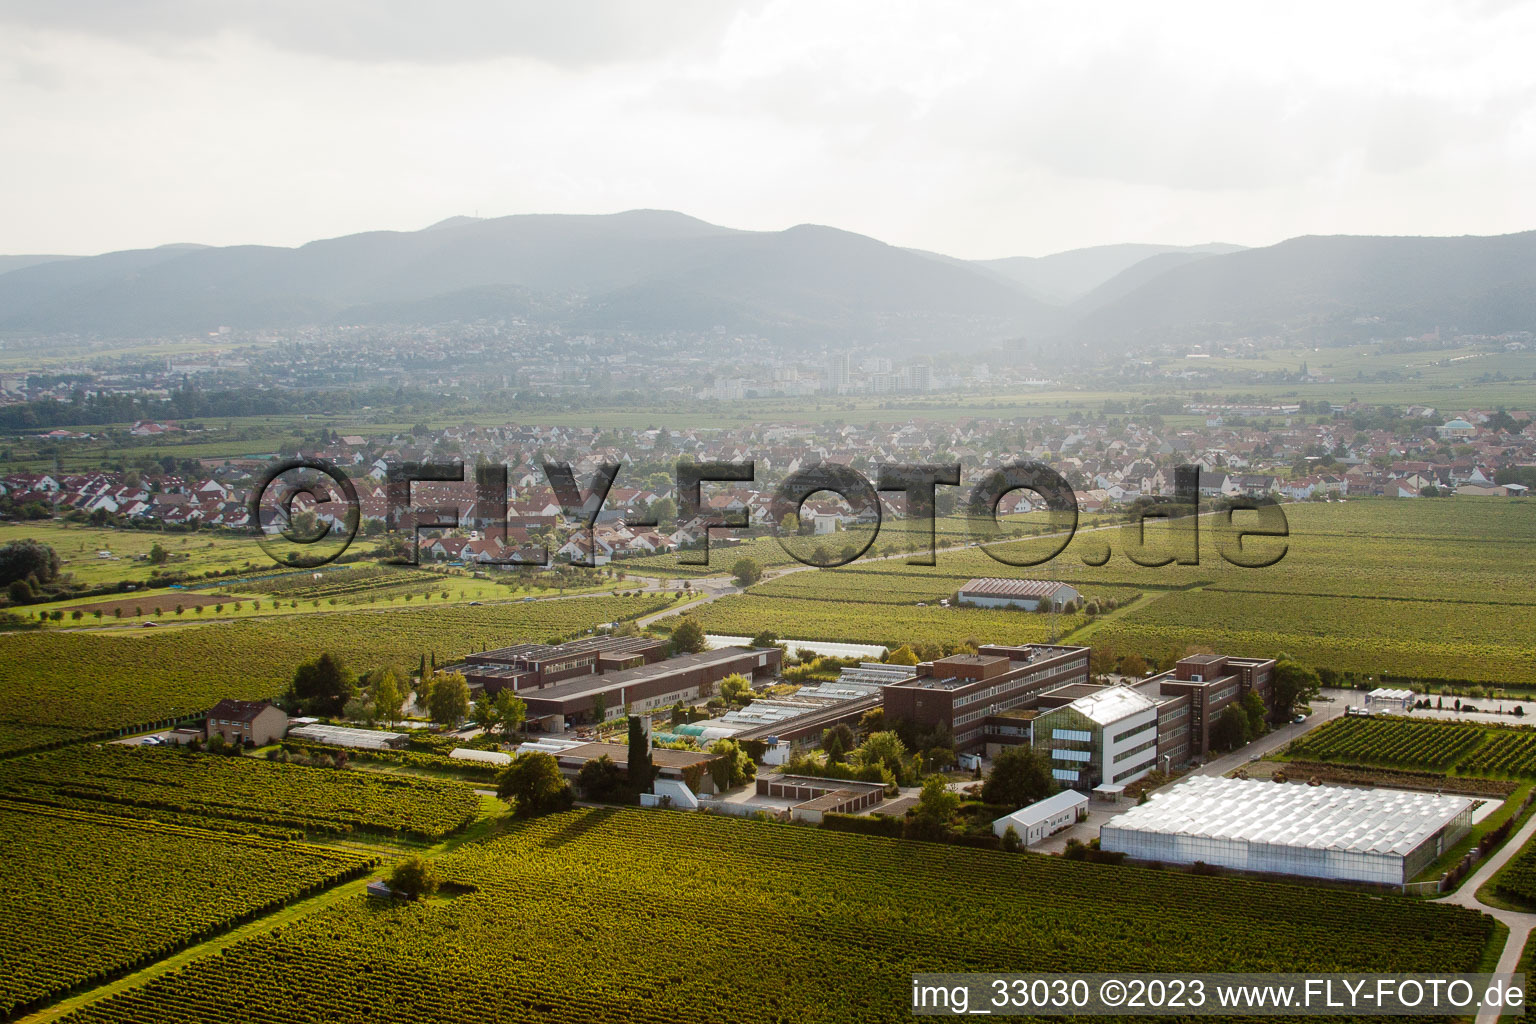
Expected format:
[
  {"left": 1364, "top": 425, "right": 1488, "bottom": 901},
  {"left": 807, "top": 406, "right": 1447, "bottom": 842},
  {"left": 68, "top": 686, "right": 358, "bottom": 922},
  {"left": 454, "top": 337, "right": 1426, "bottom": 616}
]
[{"left": 3, "top": 0, "right": 1534, "bottom": 258}]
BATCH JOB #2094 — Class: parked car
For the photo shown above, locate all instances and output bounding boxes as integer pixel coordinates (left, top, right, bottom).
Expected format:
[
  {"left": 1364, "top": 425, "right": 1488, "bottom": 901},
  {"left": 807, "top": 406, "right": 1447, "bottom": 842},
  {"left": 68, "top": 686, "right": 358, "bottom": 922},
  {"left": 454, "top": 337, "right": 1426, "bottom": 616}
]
[{"left": 1293, "top": 713, "right": 1306, "bottom": 724}]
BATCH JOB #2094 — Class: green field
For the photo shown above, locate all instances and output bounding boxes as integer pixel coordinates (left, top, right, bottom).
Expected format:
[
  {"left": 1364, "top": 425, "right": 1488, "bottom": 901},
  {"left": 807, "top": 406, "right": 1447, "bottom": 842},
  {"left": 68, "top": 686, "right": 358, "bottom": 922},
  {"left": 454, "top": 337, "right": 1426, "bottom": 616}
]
[
  {"left": 1148, "top": 343, "right": 1536, "bottom": 407},
  {"left": 0, "top": 745, "right": 482, "bottom": 840},
  {"left": 1282, "top": 716, "right": 1536, "bottom": 778},
  {"left": 0, "top": 803, "right": 372, "bottom": 1019},
  {"left": 0, "top": 593, "right": 677, "bottom": 755},
  {"left": 1285, "top": 716, "right": 1489, "bottom": 771},
  {"left": 687, "top": 498, "right": 1536, "bottom": 684},
  {"left": 0, "top": 522, "right": 266, "bottom": 587},
  {"left": 1, "top": 523, "right": 621, "bottom": 614},
  {"left": 691, "top": 594, "right": 1083, "bottom": 649},
  {"left": 56, "top": 808, "right": 1496, "bottom": 1024},
  {"left": 617, "top": 512, "right": 1058, "bottom": 579}
]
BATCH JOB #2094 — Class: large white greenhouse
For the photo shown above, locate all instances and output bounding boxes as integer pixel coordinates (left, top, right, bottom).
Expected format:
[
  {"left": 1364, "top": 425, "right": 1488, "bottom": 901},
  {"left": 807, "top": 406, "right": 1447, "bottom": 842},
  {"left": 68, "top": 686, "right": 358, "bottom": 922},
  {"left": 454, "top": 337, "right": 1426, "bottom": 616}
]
[{"left": 1099, "top": 776, "right": 1472, "bottom": 885}]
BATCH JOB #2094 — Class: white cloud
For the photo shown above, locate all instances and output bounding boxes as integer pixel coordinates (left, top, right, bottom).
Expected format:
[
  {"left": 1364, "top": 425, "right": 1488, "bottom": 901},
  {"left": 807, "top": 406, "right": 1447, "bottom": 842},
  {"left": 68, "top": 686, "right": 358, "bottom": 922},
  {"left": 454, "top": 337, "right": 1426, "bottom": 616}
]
[{"left": 1, "top": 0, "right": 1533, "bottom": 257}]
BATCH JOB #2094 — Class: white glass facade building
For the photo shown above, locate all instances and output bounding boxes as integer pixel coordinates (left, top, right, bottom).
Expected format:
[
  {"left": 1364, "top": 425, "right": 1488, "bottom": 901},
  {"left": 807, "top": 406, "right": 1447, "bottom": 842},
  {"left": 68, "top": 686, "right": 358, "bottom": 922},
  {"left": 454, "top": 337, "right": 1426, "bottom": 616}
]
[
  {"left": 1032, "top": 685, "right": 1160, "bottom": 790},
  {"left": 1099, "top": 776, "right": 1473, "bottom": 885}
]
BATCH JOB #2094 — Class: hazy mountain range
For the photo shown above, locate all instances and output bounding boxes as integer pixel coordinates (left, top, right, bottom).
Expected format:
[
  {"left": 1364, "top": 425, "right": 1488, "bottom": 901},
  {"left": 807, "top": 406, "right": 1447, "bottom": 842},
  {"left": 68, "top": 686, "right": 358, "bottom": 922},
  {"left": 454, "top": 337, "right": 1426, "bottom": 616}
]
[{"left": 1, "top": 211, "right": 1533, "bottom": 353}]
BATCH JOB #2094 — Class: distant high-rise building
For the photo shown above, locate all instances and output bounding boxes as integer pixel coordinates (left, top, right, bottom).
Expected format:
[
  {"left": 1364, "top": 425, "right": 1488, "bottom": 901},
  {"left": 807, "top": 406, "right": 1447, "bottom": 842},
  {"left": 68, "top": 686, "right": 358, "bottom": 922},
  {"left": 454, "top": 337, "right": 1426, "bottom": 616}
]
[
  {"left": 907, "top": 363, "right": 933, "bottom": 392},
  {"left": 825, "top": 353, "right": 851, "bottom": 394}
]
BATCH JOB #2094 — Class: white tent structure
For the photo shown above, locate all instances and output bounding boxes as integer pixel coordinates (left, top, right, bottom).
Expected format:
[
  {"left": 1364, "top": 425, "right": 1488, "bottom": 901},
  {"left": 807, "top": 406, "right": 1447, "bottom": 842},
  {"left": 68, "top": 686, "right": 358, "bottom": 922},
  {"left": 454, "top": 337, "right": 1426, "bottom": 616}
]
[
  {"left": 1099, "top": 776, "right": 1471, "bottom": 885},
  {"left": 1366, "top": 687, "right": 1417, "bottom": 711},
  {"left": 450, "top": 748, "right": 511, "bottom": 765}
]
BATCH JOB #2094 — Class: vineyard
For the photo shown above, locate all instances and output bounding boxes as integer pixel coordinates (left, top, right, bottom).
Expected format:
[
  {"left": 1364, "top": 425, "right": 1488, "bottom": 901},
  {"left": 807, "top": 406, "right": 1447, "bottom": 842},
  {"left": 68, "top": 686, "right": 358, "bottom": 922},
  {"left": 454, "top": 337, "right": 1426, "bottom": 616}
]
[
  {"left": 1493, "top": 837, "right": 1536, "bottom": 909},
  {"left": 1457, "top": 729, "right": 1536, "bottom": 778},
  {"left": 748, "top": 563, "right": 1139, "bottom": 608},
  {"left": 57, "top": 808, "right": 1494, "bottom": 1024},
  {"left": 0, "top": 745, "right": 481, "bottom": 840},
  {"left": 0, "top": 803, "right": 373, "bottom": 1019},
  {"left": 1285, "top": 717, "right": 1486, "bottom": 770},
  {"left": 227, "top": 564, "right": 449, "bottom": 603},
  {"left": 0, "top": 593, "right": 675, "bottom": 755},
  {"left": 1082, "top": 587, "right": 1536, "bottom": 684},
  {"left": 1284, "top": 716, "right": 1536, "bottom": 778},
  {"left": 664, "top": 500, "right": 1536, "bottom": 684},
  {"left": 617, "top": 512, "right": 1066, "bottom": 579},
  {"left": 689, "top": 593, "right": 1083, "bottom": 648}
]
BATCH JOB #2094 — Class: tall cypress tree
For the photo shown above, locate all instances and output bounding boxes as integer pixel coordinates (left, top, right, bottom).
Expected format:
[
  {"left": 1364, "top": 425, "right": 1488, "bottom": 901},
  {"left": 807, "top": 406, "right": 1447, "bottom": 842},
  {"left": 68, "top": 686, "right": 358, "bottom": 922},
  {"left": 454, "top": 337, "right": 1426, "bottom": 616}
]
[{"left": 627, "top": 715, "right": 654, "bottom": 797}]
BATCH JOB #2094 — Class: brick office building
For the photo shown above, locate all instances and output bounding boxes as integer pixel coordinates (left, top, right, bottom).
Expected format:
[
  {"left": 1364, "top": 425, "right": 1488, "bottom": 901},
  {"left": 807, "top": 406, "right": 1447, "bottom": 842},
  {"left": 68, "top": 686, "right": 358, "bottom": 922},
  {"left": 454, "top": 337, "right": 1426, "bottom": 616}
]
[
  {"left": 517, "top": 646, "right": 783, "bottom": 731},
  {"left": 1146, "top": 654, "right": 1276, "bottom": 759},
  {"left": 879, "top": 644, "right": 1092, "bottom": 752}
]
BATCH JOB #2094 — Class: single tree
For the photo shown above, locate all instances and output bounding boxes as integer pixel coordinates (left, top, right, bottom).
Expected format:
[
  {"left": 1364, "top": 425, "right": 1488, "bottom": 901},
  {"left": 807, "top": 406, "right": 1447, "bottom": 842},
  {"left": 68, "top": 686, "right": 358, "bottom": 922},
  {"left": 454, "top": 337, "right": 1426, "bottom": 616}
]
[
  {"left": 927, "top": 747, "right": 957, "bottom": 772},
  {"left": 914, "top": 775, "right": 960, "bottom": 824},
  {"left": 885, "top": 644, "right": 920, "bottom": 666},
  {"left": 857, "top": 707, "right": 886, "bottom": 738},
  {"left": 427, "top": 671, "right": 471, "bottom": 728},
  {"left": 981, "top": 745, "right": 1055, "bottom": 807},
  {"left": 470, "top": 696, "right": 502, "bottom": 735},
  {"left": 288, "top": 652, "right": 357, "bottom": 717},
  {"left": 719, "top": 673, "right": 753, "bottom": 704},
  {"left": 1118, "top": 653, "right": 1148, "bottom": 677},
  {"left": 497, "top": 752, "right": 573, "bottom": 817},
  {"left": 822, "top": 722, "right": 856, "bottom": 764},
  {"left": 1239, "top": 690, "right": 1268, "bottom": 737},
  {"left": 855, "top": 730, "right": 908, "bottom": 782},
  {"left": 707, "top": 738, "right": 757, "bottom": 790},
  {"left": 494, "top": 690, "right": 527, "bottom": 740},
  {"left": 0, "top": 539, "right": 60, "bottom": 588},
  {"left": 1271, "top": 660, "right": 1322, "bottom": 719},
  {"left": 590, "top": 691, "right": 608, "bottom": 725},
  {"left": 342, "top": 694, "right": 376, "bottom": 725},
  {"left": 1000, "top": 825, "right": 1022, "bottom": 852},
  {"left": 577, "top": 754, "right": 625, "bottom": 801},
  {"left": 669, "top": 617, "right": 707, "bottom": 655},
  {"left": 370, "top": 667, "right": 405, "bottom": 728},
  {"left": 1210, "top": 704, "right": 1251, "bottom": 753},
  {"left": 731, "top": 556, "right": 763, "bottom": 587},
  {"left": 386, "top": 855, "right": 439, "bottom": 900},
  {"left": 627, "top": 715, "right": 655, "bottom": 795}
]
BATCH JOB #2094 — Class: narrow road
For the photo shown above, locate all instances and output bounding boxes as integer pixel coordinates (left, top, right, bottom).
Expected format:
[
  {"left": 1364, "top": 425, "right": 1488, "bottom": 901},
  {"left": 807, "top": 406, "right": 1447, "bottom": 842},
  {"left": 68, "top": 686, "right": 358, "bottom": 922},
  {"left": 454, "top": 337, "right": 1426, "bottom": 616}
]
[{"left": 1435, "top": 811, "right": 1536, "bottom": 1024}]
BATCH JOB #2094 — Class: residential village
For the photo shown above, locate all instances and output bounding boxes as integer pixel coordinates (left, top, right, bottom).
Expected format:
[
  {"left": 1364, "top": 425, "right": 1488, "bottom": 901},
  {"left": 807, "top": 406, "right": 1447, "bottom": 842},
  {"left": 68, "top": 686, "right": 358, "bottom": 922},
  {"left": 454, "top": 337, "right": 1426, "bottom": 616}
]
[{"left": 3, "top": 403, "right": 1531, "bottom": 566}]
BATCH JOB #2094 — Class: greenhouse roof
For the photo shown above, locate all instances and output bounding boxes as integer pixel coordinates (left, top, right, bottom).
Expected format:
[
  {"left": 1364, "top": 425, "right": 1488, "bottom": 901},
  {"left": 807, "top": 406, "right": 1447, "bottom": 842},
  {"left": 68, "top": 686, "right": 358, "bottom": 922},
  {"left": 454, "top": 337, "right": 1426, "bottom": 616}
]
[{"left": 1102, "top": 776, "right": 1472, "bottom": 857}]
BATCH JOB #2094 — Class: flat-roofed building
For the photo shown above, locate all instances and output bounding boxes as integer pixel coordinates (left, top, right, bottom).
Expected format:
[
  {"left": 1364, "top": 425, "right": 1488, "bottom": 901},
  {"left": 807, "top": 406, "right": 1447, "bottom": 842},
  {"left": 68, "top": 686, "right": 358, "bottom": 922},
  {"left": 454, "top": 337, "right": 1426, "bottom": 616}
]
[
  {"left": 879, "top": 644, "right": 1091, "bottom": 752},
  {"left": 518, "top": 646, "right": 782, "bottom": 730},
  {"left": 544, "top": 741, "right": 722, "bottom": 794},
  {"left": 1144, "top": 653, "right": 1276, "bottom": 758},
  {"left": 453, "top": 635, "right": 668, "bottom": 695}
]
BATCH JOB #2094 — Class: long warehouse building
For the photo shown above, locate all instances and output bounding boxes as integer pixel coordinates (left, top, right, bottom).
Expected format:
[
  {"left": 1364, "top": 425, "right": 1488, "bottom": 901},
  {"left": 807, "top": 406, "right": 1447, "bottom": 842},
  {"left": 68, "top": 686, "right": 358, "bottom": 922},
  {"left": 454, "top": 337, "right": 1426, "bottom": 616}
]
[{"left": 518, "top": 646, "right": 782, "bottom": 730}]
